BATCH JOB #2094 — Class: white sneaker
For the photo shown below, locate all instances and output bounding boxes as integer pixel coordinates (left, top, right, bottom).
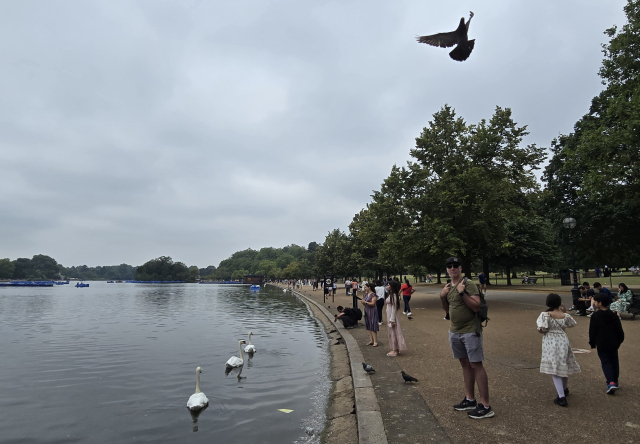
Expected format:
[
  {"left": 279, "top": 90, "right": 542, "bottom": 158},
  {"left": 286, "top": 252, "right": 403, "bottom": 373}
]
[
  {"left": 403, "top": 312, "right": 407, "bottom": 315},
  {"left": 407, "top": 312, "right": 412, "bottom": 316},
  {"left": 378, "top": 322, "right": 383, "bottom": 325}
]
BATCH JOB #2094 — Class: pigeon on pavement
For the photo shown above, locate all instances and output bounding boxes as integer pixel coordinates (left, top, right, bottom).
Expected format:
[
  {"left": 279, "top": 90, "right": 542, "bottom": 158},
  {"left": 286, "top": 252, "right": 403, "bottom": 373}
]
[
  {"left": 362, "top": 362, "right": 376, "bottom": 373},
  {"left": 401, "top": 371, "right": 419, "bottom": 383}
]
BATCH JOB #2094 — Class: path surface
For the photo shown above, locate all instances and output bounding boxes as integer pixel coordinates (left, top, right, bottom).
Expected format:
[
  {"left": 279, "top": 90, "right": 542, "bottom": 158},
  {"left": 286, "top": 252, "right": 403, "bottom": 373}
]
[{"left": 291, "top": 283, "right": 640, "bottom": 444}]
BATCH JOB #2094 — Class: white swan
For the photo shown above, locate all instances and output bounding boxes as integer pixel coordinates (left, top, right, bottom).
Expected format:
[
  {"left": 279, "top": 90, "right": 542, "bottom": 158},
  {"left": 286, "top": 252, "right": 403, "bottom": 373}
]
[
  {"left": 226, "top": 340, "right": 247, "bottom": 367},
  {"left": 187, "top": 367, "right": 209, "bottom": 411},
  {"left": 244, "top": 332, "right": 257, "bottom": 353}
]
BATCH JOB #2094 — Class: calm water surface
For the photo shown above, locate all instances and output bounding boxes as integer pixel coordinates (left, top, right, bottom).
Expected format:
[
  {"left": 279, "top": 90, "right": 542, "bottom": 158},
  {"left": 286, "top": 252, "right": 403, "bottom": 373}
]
[{"left": 0, "top": 283, "right": 329, "bottom": 443}]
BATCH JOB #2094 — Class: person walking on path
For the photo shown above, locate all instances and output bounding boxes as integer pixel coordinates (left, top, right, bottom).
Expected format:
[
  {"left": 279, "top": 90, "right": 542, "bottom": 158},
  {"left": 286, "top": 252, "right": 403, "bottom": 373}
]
[
  {"left": 345, "top": 279, "right": 351, "bottom": 296},
  {"left": 589, "top": 293, "right": 625, "bottom": 394},
  {"left": 536, "top": 293, "right": 581, "bottom": 407},
  {"left": 439, "top": 257, "right": 494, "bottom": 419},
  {"left": 360, "top": 282, "right": 379, "bottom": 347},
  {"left": 375, "top": 280, "right": 386, "bottom": 326},
  {"left": 386, "top": 280, "right": 407, "bottom": 356},
  {"left": 400, "top": 278, "right": 415, "bottom": 315}
]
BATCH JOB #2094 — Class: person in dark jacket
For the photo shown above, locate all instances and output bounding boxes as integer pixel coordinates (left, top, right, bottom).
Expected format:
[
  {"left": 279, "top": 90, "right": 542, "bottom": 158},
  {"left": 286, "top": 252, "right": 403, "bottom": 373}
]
[
  {"left": 589, "top": 294, "right": 625, "bottom": 394},
  {"left": 335, "top": 306, "right": 359, "bottom": 328}
]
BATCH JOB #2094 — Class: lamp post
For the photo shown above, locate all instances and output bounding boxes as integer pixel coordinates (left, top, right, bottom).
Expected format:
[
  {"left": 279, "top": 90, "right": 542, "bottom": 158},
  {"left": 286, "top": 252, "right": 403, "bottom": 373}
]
[{"left": 562, "top": 216, "right": 580, "bottom": 304}]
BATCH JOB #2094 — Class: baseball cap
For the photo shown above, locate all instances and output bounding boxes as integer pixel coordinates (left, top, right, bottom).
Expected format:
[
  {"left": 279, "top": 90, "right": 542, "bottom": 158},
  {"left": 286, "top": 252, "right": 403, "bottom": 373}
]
[{"left": 445, "top": 257, "right": 460, "bottom": 265}]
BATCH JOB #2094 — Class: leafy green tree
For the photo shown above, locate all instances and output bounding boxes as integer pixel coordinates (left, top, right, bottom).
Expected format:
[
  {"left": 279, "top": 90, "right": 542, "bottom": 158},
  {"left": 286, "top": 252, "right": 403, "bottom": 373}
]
[
  {"left": 135, "top": 256, "right": 190, "bottom": 281},
  {"left": 543, "top": 0, "right": 640, "bottom": 266},
  {"left": 231, "top": 269, "right": 249, "bottom": 280},
  {"left": 0, "top": 258, "right": 15, "bottom": 279},
  {"left": 315, "top": 229, "right": 356, "bottom": 278}
]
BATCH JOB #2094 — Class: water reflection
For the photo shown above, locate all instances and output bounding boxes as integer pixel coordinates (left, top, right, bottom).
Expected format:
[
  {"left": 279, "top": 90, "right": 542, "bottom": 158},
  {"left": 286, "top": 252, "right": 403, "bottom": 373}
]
[{"left": 189, "top": 405, "right": 208, "bottom": 432}]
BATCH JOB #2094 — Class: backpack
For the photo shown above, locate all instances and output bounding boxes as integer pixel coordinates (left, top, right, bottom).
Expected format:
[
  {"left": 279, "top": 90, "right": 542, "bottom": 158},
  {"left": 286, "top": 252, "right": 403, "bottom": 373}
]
[{"left": 463, "top": 277, "right": 489, "bottom": 335}]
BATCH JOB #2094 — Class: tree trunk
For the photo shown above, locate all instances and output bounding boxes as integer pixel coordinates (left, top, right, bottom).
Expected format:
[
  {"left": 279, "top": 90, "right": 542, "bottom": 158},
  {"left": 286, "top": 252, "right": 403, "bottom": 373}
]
[
  {"left": 483, "top": 257, "right": 491, "bottom": 286},
  {"left": 437, "top": 270, "right": 442, "bottom": 284},
  {"left": 461, "top": 255, "right": 472, "bottom": 278},
  {"left": 512, "top": 271, "right": 518, "bottom": 279},
  {"left": 506, "top": 266, "right": 512, "bottom": 286}
]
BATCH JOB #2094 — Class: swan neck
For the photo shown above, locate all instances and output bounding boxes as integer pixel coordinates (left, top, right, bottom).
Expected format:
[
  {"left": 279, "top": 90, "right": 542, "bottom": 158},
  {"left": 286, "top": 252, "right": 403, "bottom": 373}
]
[
  {"left": 195, "top": 371, "right": 201, "bottom": 394},
  {"left": 248, "top": 333, "right": 253, "bottom": 345},
  {"left": 238, "top": 341, "right": 244, "bottom": 359}
]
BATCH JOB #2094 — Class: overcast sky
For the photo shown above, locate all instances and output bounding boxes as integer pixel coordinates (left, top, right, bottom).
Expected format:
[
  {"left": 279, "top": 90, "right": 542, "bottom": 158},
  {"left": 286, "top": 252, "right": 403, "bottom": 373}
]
[{"left": 0, "top": 0, "right": 627, "bottom": 268}]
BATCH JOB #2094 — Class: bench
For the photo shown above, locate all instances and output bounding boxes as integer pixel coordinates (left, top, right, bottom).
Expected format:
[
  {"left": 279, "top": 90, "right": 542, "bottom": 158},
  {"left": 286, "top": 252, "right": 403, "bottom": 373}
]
[{"left": 522, "top": 277, "right": 538, "bottom": 284}]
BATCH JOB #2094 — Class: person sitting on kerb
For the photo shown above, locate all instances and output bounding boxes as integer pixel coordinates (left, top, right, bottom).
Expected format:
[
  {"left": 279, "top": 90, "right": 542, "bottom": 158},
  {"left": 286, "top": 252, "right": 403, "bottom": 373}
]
[{"left": 334, "top": 306, "right": 358, "bottom": 328}]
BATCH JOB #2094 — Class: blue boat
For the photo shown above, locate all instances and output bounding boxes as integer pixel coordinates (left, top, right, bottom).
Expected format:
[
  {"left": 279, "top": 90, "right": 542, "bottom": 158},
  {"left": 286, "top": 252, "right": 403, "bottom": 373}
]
[
  {"left": 75, "top": 283, "right": 90, "bottom": 288},
  {"left": 0, "top": 281, "right": 54, "bottom": 287},
  {"left": 250, "top": 285, "right": 261, "bottom": 290}
]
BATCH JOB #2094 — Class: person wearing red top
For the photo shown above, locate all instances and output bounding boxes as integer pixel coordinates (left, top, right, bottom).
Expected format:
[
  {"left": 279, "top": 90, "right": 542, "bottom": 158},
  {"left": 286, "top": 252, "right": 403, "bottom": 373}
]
[{"left": 400, "top": 278, "right": 415, "bottom": 316}]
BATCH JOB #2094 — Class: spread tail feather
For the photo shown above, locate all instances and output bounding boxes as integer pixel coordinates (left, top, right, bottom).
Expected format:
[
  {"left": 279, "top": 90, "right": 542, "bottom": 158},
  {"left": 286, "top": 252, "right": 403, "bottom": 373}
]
[{"left": 449, "top": 40, "right": 475, "bottom": 61}]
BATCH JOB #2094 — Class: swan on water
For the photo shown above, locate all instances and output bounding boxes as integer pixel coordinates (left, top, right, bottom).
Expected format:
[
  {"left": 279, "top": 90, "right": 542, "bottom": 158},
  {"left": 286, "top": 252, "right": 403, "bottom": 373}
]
[
  {"left": 226, "top": 340, "right": 247, "bottom": 367},
  {"left": 244, "top": 332, "right": 257, "bottom": 353},
  {"left": 187, "top": 367, "right": 209, "bottom": 411}
]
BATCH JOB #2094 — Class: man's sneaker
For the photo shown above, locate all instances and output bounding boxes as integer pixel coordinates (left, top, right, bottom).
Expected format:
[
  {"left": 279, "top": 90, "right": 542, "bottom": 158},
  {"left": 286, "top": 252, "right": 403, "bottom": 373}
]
[
  {"left": 553, "top": 396, "right": 568, "bottom": 407},
  {"left": 569, "top": 306, "right": 576, "bottom": 311},
  {"left": 407, "top": 312, "right": 412, "bottom": 316},
  {"left": 587, "top": 314, "right": 593, "bottom": 318},
  {"left": 587, "top": 307, "right": 595, "bottom": 312},
  {"left": 606, "top": 383, "right": 618, "bottom": 395},
  {"left": 453, "top": 397, "right": 477, "bottom": 411},
  {"left": 444, "top": 313, "right": 450, "bottom": 320},
  {"left": 467, "top": 403, "right": 495, "bottom": 419},
  {"left": 402, "top": 312, "right": 407, "bottom": 315}
]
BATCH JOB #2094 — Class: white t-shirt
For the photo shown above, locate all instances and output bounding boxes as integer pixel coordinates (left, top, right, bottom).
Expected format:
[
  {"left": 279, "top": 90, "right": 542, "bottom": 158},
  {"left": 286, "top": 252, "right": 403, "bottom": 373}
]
[{"left": 375, "top": 286, "right": 386, "bottom": 300}]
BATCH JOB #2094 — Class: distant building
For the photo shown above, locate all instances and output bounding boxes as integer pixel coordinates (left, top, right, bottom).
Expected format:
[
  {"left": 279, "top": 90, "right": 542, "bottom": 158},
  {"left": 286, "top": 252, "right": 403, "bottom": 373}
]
[{"left": 243, "top": 274, "right": 264, "bottom": 284}]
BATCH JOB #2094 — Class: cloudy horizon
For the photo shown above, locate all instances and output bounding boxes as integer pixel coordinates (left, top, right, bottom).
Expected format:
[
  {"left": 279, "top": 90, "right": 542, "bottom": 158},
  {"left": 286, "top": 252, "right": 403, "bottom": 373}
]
[{"left": 0, "top": 0, "right": 627, "bottom": 268}]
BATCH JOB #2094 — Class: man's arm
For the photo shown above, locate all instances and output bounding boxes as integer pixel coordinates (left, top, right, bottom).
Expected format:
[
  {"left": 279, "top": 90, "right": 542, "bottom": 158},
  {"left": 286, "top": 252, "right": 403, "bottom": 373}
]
[{"left": 456, "top": 281, "right": 480, "bottom": 312}]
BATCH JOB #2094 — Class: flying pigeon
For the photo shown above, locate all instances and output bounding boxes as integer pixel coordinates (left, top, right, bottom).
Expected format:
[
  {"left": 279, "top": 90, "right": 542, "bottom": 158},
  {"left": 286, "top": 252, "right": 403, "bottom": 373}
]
[
  {"left": 416, "top": 11, "right": 475, "bottom": 61},
  {"left": 362, "top": 362, "right": 376, "bottom": 373},
  {"left": 401, "top": 371, "right": 419, "bottom": 383}
]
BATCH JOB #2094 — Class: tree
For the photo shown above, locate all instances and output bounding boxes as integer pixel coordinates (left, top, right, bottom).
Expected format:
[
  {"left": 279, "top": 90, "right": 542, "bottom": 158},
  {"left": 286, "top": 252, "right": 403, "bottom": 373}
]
[
  {"left": 0, "top": 258, "right": 15, "bottom": 279},
  {"left": 135, "top": 256, "right": 190, "bottom": 281},
  {"left": 407, "top": 105, "right": 546, "bottom": 276},
  {"left": 543, "top": 0, "right": 640, "bottom": 266},
  {"left": 315, "top": 229, "right": 356, "bottom": 277}
]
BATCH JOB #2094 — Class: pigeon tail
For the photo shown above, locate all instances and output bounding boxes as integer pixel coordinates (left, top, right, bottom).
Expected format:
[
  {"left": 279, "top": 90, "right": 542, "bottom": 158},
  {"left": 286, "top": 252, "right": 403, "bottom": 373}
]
[{"left": 449, "top": 40, "right": 475, "bottom": 61}]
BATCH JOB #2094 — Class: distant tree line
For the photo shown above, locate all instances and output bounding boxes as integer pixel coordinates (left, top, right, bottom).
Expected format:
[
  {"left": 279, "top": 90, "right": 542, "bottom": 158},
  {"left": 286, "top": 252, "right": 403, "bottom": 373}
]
[
  {"left": 201, "top": 243, "right": 319, "bottom": 281},
  {"left": 0, "top": 255, "right": 137, "bottom": 281},
  {"left": 135, "top": 256, "right": 199, "bottom": 282}
]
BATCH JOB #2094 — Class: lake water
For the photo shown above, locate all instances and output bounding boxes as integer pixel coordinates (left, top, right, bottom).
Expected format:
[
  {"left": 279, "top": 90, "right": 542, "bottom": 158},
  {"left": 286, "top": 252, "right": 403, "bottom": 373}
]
[{"left": 0, "top": 283, "right": 329, "bottom": 443}]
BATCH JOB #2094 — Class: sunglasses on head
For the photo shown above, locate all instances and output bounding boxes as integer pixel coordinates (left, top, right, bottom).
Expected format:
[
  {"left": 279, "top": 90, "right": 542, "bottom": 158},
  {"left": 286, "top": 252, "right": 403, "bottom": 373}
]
[{"left": 446, "top": 263, "right": 460, "bottom": 269}]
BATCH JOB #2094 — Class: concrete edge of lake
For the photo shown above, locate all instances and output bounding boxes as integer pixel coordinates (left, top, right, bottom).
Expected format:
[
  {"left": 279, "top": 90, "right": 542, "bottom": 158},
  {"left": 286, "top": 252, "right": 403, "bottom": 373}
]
[{"left": 278, "top": 284, "right": 388, "bottom": 444}]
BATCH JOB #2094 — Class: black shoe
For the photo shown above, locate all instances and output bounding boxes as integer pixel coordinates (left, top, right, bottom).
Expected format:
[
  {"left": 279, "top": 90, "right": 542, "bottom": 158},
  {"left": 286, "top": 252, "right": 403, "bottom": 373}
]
[
  {"left": 444, "top": 314, "right": 450, "bottom": 320},
  {"left": 468, "top": 403, "right": 495, "bottom": 419},
  {"left": 453, "top": 397, "right": 477, "bottom": 411},
  {"left": 553, "top": 396, "right": 568, "bottom": 407}
]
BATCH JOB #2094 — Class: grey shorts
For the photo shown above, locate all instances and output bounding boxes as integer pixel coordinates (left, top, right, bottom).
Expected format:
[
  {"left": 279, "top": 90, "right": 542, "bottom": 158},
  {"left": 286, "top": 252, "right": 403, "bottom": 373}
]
[{"left": 449, "top": 331, "right": 484, "bottom": 362}]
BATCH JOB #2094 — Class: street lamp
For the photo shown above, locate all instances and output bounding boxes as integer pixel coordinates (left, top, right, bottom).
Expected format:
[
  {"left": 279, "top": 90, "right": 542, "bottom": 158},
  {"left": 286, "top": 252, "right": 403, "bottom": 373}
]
[{"left": 562, "top": 216, "right": 580, "bottom": 304}]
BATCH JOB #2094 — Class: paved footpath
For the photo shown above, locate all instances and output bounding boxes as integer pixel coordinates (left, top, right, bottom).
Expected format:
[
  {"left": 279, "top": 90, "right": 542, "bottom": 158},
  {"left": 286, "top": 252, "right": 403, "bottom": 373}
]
[{"left": 289, "top": 284, "right": 640, "bottom": 444}]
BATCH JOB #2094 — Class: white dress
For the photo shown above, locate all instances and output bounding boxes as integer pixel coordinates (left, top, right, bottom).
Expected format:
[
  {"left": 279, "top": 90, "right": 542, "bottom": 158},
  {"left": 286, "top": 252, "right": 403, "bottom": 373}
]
[{"left": 536, "top": 313, "right": 581, "bottom": 377}]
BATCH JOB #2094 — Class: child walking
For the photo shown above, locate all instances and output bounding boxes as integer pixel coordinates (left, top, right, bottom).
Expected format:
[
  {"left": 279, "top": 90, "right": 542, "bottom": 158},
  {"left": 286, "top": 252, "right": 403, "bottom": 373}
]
[
  {"left": 589, "top": 293, "right": 625, "bottom": 394},
  {"left": 536, "top": 293, "right": 581, "bottom": 407}
]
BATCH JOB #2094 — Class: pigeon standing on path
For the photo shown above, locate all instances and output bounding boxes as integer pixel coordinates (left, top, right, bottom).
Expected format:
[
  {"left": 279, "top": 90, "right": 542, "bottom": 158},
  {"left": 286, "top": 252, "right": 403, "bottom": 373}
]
[
  {"left": 401, "top": 371, "right": 419, "bottom": 383},
  {"left": 362, "top": 362, "right": 376, "bottom": 374},
  {"left": 416, "top": 11, "right": 475, "bottom": 61}
]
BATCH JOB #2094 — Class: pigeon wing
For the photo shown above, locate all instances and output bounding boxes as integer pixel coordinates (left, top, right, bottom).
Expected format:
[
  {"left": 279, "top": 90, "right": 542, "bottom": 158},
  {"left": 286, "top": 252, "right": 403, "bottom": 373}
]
[{"left": 416, "top": 30, "right": 458, "bottom": 48}]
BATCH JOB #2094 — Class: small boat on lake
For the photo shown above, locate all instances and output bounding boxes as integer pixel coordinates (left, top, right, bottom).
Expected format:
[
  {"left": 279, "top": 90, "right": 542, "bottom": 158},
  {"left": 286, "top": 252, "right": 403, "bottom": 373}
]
[{"left": 75, "top": 283, "right": 90, "bottom": 288}]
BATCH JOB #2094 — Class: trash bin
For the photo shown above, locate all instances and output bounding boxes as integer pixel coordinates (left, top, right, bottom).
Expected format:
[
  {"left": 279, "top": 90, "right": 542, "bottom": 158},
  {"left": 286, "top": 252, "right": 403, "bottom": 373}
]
[{"left": 559, "top": 270, "right": 572, "bottom": 286}]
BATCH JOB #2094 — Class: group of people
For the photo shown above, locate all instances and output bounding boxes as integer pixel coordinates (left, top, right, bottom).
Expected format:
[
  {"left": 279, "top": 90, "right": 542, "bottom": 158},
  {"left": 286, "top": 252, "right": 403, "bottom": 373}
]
[
  {"left": 335, "top": 277, "right": 414, "bottom": 356},
  {"left": 330, "top": 256, "right": 633, "bottom": 420},
  {"left": 538, "top": 290, "right": 625, "bottom": 407},
  {"left": 571, "top": 281, "right": 636, "bottom": 319}
]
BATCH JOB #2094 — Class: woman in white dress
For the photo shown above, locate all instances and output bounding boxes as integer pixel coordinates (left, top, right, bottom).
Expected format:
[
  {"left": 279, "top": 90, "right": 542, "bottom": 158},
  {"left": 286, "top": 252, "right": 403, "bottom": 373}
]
[
  {"left": 386, "top": 280, "right": 407, "bottom": 357},
  {"left": 536, "top": 293, "right": 581, "bottom": 407}
]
